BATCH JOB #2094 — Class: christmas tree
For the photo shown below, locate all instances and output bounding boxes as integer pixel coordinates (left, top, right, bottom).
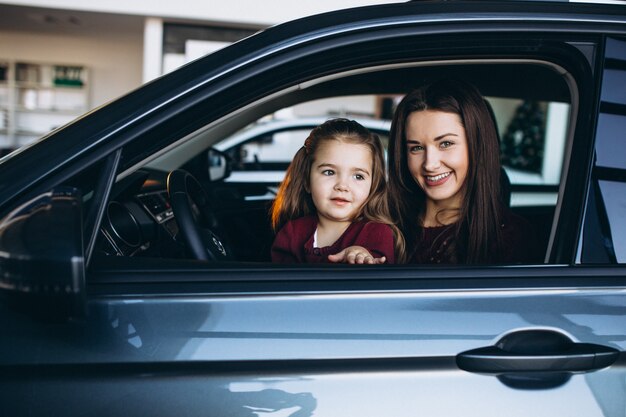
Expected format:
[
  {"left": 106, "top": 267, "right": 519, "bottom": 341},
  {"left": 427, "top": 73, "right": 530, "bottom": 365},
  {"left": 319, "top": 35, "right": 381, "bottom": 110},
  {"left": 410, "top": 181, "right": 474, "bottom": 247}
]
[{"left": 500, "top": 101, "right": 546, "bottom": 173}]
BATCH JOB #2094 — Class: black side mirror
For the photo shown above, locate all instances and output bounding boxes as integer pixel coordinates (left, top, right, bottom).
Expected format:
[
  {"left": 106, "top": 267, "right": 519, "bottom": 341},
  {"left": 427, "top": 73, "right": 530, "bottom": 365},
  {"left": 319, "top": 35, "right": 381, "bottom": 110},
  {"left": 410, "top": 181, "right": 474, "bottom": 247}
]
[{"left": 0, "top": 187, "right": 85, "bottom": 320}]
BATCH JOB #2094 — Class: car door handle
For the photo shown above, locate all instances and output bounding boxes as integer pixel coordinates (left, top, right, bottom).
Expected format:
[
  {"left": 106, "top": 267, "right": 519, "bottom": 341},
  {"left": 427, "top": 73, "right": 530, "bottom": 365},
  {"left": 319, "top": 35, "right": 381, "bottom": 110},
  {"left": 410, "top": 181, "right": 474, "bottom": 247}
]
[{"left": 456, "top": 329, "right": 619, "bottom": 374}]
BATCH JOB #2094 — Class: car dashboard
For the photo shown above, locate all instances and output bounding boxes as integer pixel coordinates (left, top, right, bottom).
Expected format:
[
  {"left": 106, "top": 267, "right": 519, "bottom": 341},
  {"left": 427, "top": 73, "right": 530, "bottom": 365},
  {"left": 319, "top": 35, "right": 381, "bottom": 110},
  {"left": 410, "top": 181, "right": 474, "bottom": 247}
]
[{"left": 96, "top": 170, "right": 186, "bottom": 258}]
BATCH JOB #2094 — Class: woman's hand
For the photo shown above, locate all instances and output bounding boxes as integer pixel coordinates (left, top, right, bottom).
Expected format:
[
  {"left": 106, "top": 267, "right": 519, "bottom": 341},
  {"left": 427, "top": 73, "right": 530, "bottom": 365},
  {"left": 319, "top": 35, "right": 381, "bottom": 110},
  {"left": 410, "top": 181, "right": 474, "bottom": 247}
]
[{"left": 328, "top": 246, "right": 387, "bottom": 264}]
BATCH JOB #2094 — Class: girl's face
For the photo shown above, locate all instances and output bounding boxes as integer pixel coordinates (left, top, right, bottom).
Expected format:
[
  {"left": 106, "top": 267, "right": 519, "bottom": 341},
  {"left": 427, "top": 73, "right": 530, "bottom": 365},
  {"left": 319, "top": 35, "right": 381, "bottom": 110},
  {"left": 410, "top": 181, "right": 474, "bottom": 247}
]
[
  {"left": 405, "top": 110, "right": 469, "bottom": 211},
  {"left": 309, "top": 140, "right": 373, "bottom": 225}
]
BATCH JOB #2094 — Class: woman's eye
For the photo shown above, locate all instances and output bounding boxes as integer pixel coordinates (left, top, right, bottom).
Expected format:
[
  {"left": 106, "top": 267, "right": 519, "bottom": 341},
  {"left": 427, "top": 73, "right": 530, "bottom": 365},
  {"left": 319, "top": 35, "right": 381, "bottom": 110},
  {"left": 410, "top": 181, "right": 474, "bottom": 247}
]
[
  {"left": 321, "top": 169, "right": 334, "bottom": 176},
  {"left": 408, "top": 145, "right": 423, "bottom": 154},
  {"left": 440, "top": 141, "right": 453, "bottom": 149}
]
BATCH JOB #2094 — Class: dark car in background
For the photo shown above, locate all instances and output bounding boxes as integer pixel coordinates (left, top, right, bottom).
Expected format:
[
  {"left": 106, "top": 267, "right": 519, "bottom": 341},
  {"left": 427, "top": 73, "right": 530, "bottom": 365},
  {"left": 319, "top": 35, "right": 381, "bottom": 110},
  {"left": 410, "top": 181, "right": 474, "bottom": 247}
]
[{"left": 1, "top": 1, "right": 626, "bottom": 415}]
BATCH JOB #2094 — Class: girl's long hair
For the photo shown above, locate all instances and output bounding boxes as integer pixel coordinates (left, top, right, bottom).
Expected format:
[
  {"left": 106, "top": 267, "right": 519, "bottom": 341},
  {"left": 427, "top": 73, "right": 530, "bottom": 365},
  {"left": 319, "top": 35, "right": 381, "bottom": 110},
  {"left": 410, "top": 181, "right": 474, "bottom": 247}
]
[
  {"left": 388, "top": 79, "right": 503, "bottom": 264},
  {"left": 271, "top": 118, "right": 405, "bottom": 257}
]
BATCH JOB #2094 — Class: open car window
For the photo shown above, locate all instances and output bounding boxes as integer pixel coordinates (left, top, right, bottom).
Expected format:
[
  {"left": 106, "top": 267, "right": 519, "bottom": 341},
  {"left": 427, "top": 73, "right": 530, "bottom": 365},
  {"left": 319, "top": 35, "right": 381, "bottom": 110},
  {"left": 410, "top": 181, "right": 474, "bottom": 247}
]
[{"left": 92, "top": 56, "right": 578, "bottom": 266}]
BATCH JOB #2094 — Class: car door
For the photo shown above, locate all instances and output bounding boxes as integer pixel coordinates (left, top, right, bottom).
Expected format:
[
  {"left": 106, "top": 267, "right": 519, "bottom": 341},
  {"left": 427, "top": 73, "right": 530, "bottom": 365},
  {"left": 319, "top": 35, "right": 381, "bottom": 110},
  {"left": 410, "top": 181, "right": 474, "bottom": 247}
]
[{"left": 1, "top": 3, "right": 626, "bottom": 417}]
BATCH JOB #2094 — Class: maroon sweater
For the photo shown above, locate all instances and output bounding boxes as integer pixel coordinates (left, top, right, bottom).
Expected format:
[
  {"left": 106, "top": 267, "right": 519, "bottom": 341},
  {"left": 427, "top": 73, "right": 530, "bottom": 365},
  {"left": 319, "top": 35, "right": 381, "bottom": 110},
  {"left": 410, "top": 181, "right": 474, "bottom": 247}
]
[
  {"left": 410, "top": 210, "right": 541, "bottom": 264},
  {"left": 271, "top": 215, "right": 395, "bottom": 264}
]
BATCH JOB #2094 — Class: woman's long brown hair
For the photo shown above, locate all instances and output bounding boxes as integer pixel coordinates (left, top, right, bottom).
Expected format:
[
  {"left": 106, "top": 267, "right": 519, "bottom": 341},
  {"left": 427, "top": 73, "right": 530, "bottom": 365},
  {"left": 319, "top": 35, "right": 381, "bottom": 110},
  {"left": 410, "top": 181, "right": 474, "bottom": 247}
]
[
  {"left": 271, "top": 118, "right": 405, "bottom": 257},
  {"left": 388, "top": 79, "right": 503, "bottom": 264}
]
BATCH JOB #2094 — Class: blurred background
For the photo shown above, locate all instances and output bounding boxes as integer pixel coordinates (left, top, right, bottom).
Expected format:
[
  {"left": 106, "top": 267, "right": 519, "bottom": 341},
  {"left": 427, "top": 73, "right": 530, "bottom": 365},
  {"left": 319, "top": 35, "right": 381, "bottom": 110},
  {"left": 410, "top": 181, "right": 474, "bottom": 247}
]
[{"left": 0, "top": 0, "right": 402, "bottom": 154}]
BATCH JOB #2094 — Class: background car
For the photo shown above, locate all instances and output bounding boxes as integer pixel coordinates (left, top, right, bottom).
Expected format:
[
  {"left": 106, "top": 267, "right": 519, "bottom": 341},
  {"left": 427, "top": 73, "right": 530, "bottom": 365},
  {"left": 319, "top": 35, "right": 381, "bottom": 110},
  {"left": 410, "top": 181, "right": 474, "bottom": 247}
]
[
  {"left": 1, "top": 1, "right": 625, "bottom": 415},
  {"left": 216, "top": 116, "right": 390, "bottom": 182}
]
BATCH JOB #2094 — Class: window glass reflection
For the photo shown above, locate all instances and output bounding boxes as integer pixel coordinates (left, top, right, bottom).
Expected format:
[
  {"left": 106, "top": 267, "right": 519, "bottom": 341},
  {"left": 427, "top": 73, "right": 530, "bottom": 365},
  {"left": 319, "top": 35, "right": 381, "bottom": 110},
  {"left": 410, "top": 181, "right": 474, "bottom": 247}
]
[
  {"left": 598, "top": 180, "right": 626, "bottom": 263},
  {"left": 600, "top": 70, "right": 626, "bottom": 105},
  {"left": 605, "top": 37, "right": 626, "bottom": 60},
  {"left": 600, "top": 37, "right": 626, "bottom": 107},
  {"left": 595, "top": 113, "right": 626, "bottom": 170}
]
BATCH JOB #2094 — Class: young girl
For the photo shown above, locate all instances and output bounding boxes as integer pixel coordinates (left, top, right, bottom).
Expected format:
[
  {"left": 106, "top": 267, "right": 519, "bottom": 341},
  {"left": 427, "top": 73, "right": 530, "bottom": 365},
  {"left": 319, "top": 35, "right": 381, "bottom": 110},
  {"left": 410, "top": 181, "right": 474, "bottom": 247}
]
[
  {"left": 271, "top": 118, "right": 401, "bottom": 264},
  {"left": 388, "top": 79, "right": 540, "bottom": 264}
]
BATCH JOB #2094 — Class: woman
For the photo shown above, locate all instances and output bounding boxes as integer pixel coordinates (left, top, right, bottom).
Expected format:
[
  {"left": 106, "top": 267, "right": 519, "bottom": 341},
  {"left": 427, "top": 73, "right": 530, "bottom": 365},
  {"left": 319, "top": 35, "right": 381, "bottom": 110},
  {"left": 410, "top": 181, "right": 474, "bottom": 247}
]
[{"left": 388, "top": 79, "right": 540, "bottom": 264}]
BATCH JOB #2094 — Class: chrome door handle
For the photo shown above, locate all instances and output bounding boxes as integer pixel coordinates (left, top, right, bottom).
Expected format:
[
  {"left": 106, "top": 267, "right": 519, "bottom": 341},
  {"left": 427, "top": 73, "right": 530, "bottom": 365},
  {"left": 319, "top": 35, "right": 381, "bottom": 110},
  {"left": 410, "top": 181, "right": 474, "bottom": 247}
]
[{"left": 456, "top": 329, "right": 619, "bottom": 373}]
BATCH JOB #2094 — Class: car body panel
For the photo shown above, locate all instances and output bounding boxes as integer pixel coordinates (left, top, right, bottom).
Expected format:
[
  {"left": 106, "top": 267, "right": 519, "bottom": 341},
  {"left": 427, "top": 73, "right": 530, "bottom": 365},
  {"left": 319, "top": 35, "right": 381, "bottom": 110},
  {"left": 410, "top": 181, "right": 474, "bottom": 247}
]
[{"left": 1, "top": 278, "right": 625, "bottom": 414}]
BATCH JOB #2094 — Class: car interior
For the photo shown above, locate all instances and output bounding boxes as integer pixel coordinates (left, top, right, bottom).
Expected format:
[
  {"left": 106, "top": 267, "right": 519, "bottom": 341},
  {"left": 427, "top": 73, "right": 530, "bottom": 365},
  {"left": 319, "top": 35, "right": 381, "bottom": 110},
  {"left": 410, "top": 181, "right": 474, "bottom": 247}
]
[{"left": 88, "top": 58, "right": 574, "bottom": 267}]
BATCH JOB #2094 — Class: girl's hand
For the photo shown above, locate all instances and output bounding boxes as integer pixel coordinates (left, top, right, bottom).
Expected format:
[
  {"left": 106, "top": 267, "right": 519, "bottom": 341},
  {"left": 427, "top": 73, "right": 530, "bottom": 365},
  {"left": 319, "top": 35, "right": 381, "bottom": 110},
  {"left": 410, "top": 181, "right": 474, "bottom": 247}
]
[{"left": 328, "top": 246, "right": 387, "bottom": 264}]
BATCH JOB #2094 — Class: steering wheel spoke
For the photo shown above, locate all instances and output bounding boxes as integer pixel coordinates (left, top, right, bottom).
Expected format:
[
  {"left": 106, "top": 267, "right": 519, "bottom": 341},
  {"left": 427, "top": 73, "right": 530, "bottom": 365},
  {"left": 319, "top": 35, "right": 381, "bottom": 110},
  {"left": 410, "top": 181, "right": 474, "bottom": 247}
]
[{"left": 167, "top": 169, "right": 233, "bottom": 261}]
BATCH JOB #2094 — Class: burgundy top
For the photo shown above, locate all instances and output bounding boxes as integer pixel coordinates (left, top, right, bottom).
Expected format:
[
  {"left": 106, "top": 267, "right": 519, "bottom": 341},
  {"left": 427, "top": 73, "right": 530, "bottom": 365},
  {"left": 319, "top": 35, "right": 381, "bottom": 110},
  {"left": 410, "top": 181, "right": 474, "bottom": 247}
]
[
  {"left": 410, "top": 210, "right": 541, "bottom": 264},
  {"left": 271, "top": 215, "right": 395, "bottom": 264}
]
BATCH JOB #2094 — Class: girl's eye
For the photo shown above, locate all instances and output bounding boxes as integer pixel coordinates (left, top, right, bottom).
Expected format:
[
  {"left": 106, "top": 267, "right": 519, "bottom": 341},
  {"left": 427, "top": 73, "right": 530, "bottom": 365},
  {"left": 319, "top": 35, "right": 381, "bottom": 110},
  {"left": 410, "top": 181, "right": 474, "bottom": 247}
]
[
  {"left": 321, "top": 169, "right": 334, "bottom": 176},
  {"left": 354, "top": 174, "right": 365, "bottom": 181}
]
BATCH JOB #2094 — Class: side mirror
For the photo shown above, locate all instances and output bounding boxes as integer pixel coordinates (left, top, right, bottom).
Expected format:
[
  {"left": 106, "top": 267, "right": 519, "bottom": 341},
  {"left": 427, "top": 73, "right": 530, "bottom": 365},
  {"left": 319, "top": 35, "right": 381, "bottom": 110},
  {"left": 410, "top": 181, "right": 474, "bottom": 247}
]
[
  {"left": 207, "top": 148, "right": 231, "bottom": 182},
  {"left": 0, "top": 187, "right": 85, "bottom": 320}
]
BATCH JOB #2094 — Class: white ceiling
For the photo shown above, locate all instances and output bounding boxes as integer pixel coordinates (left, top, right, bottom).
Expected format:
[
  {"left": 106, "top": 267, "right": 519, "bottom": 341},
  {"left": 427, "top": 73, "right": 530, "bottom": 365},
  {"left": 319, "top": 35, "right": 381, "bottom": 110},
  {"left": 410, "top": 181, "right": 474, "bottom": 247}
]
[{"left": 0, "top": 4, "right": 144, "bottom": 36}]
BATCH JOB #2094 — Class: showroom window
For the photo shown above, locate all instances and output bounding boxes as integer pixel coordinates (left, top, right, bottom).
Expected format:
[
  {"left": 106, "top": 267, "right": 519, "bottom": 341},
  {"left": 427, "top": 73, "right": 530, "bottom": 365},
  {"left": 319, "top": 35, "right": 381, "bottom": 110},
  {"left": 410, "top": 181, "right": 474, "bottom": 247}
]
[{"left": 161, "top": 23, "right": 260, "bottom": 74}]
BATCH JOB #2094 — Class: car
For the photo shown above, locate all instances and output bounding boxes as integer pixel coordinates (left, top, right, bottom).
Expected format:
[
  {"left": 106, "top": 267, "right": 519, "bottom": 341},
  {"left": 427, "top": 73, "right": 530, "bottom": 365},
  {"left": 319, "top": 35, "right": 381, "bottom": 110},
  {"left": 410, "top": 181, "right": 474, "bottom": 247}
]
[
  {"left": 1, "top": 1, "right": 626, "bottom": 415},
  {"left": 213, "top": 116, "right": 392, "bottom": 185}
]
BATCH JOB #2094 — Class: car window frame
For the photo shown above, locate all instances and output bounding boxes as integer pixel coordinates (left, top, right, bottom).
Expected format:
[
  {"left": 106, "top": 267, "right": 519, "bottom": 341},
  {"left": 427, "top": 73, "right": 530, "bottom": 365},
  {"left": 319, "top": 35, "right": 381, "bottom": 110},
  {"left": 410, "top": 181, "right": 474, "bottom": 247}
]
[{"left": 111, "top": 41, "right": 588, "bottom": 266}]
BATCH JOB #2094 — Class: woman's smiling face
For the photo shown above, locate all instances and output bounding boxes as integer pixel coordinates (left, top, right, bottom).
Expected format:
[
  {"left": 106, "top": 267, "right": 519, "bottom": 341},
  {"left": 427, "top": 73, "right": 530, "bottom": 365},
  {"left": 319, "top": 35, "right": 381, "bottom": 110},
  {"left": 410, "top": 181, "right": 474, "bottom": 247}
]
[{"left": 405, "top": 110, "right": 469, "bottom": 212}]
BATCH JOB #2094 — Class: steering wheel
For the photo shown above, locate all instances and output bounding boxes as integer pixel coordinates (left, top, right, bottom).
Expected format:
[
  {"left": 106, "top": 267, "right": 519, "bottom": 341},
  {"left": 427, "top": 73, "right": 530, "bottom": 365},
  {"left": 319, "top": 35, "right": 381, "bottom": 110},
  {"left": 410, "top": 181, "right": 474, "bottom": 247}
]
[{"left": 166, "top": 169, "right": 232, "bottom": 261}]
